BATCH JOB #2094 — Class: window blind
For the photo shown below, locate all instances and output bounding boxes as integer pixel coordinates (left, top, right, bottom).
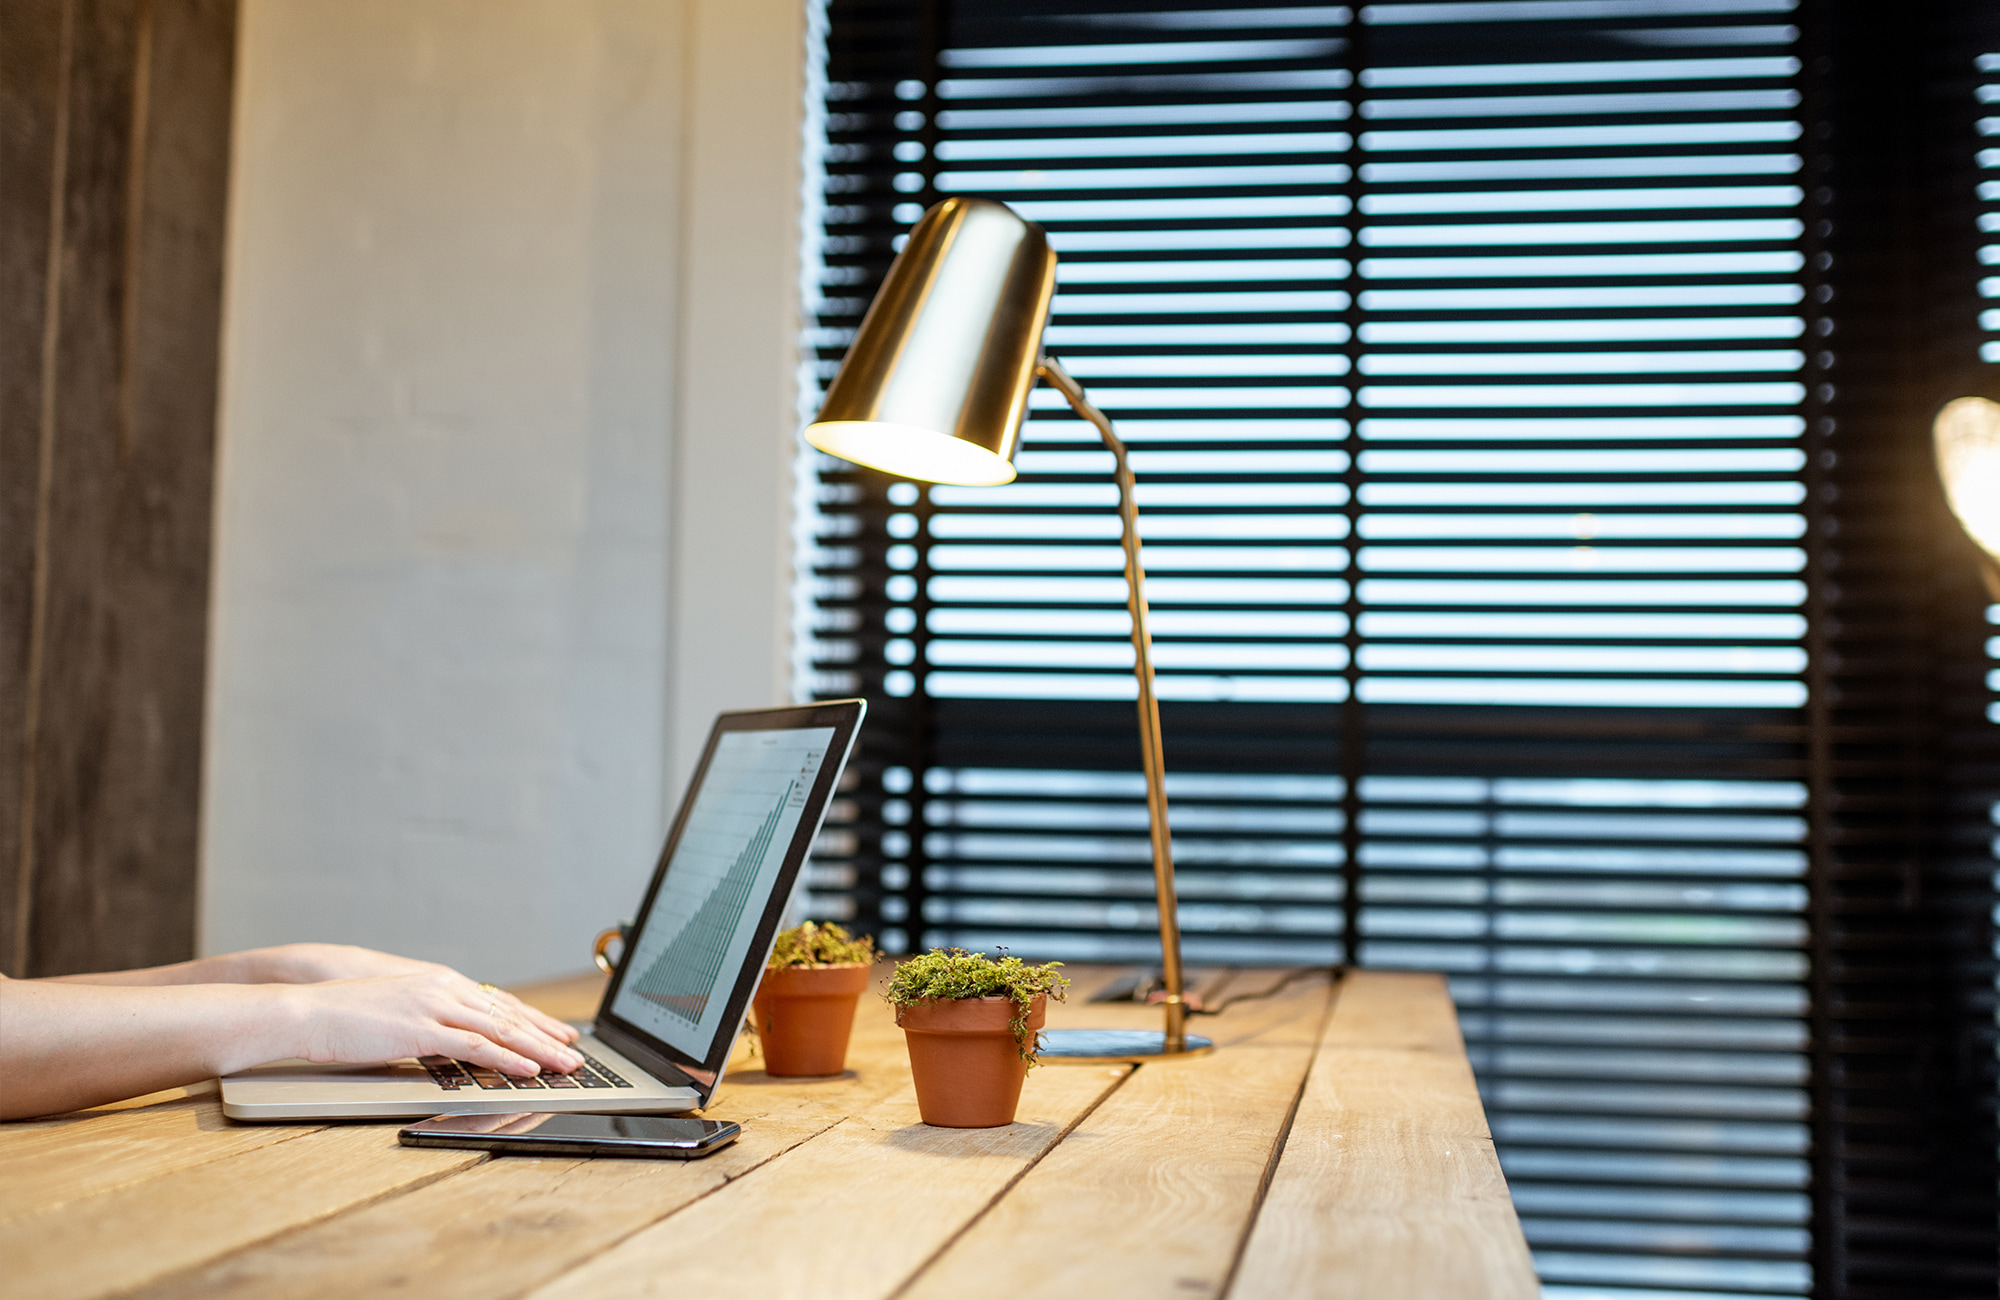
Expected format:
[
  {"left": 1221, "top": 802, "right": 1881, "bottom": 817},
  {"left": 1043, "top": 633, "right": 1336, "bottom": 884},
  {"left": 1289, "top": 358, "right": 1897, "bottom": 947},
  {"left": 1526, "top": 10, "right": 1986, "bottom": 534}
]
[
  {"left": 800, "top": 2, "right": 2000, "bottom": 1295},
  {"left": 1801, "top": 5, "right": 2000, "bottom": 1295},
  {"left": 1981, "top": 49, "right": 2000, "bottom": 368}
]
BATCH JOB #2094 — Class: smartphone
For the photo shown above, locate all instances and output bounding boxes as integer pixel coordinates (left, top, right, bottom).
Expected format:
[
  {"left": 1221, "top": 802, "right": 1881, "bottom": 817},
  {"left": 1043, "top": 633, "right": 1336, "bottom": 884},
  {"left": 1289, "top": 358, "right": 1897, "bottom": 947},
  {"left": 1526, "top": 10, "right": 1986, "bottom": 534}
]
[{"left": 399, "top": 1112, "right": 741, "bottom": 1159}]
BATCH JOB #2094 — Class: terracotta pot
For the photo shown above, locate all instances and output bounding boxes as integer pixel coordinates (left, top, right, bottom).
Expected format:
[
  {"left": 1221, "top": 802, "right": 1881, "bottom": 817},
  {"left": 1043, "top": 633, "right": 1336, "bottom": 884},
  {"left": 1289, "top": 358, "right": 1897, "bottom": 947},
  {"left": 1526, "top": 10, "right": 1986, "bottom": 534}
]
[
  {"left": 897, "top": 994, "right": 1047, "bottom": 1128},
  {"left": 751, "top": 963, "right": 873, "bottom": 1076}
]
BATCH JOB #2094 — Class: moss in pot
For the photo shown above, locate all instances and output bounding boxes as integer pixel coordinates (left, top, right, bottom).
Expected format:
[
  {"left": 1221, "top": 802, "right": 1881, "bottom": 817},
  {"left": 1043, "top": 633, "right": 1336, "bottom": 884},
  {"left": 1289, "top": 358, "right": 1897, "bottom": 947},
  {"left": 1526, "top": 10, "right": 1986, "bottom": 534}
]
[
  {"left": 885, "top": 948, "right": 1069, "bottom": 1128},
  {"left": 750, "top": 922, "right": 877, "bottom": 1077}
]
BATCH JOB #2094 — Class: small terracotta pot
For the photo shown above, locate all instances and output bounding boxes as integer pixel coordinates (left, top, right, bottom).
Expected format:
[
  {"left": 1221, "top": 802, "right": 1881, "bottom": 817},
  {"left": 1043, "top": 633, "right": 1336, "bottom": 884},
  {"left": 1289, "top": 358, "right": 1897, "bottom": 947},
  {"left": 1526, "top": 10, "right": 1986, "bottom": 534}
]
[
  {"left": 751, "top": 963, "right": 873, "bottom": 1076},
  {"left": 897, "top": 994, "right": 1047, "bottom": 1128}
]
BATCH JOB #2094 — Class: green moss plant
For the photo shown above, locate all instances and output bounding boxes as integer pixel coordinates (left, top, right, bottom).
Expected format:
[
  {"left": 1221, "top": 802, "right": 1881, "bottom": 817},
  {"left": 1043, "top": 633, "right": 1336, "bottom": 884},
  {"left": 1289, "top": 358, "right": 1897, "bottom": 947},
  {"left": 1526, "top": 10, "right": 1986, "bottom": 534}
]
[
  {"left": 884, "top": 948, "right": 1069, "bottom": 1062},
  {"left": 767, "top": 920, "right": 876, "bottom": 970}
]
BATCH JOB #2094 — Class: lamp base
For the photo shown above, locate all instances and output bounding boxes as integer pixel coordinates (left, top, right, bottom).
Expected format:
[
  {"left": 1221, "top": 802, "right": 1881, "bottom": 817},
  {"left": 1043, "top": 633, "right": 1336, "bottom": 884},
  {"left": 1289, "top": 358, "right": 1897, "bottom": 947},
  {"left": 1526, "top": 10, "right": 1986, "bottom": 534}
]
[{"left": 1034, "top": 1028, "right": 1215, "bottom": 1063}]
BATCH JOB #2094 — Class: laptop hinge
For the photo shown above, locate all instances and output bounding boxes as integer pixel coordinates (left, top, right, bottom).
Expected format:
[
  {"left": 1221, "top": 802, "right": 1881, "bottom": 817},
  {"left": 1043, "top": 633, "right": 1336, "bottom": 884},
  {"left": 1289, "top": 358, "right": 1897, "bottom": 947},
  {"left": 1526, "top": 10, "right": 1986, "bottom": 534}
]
[{"left": 592, "top": 1019, "right": 712, "bottom": 1098}]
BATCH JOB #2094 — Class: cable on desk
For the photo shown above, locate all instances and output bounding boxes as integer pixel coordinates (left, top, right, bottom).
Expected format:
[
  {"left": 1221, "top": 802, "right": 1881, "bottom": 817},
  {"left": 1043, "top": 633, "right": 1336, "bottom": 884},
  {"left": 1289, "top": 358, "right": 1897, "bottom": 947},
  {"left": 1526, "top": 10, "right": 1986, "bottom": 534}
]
[
  {"left": 1092, "top": 966, "right": 1339, "bottom": 1015},
  {"left": 1188, "top": 966, "right": 1336, "bottom": 1017}
]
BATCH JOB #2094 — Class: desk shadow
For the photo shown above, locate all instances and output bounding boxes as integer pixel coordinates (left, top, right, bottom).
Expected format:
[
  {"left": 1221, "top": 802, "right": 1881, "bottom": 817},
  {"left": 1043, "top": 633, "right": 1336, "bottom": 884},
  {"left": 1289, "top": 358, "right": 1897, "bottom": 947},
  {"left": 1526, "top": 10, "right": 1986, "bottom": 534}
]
[
  {"left": 880, "top": 1118, "right": 1062, "bottom": 1154},
  {"left": 15, "top": 1081, "right": 221, "bottom": 1132},
  {"left": 2, "top": 1098, "right": 190, "bottom": 1132},
  {"left": 199, "top": 1108, "right": 320, "bottom": 1133},
  {"left": 724, "top": 1068, "right": 859, "bottom": 1087}
]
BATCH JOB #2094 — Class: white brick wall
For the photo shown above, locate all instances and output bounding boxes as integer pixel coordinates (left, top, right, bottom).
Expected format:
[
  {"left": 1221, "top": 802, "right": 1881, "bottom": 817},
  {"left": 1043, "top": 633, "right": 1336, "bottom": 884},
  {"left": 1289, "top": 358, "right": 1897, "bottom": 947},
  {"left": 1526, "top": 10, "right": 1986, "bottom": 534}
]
[{"left": 203, "top": 0, "right": 803, "bottom": 983}]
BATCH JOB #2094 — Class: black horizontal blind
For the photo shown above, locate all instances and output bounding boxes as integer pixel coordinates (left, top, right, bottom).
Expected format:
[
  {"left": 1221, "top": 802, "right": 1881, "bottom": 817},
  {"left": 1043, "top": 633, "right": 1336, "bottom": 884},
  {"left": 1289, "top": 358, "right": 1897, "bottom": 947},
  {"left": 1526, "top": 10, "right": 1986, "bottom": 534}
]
[
  {"left": 1802, "top": 3, "right": 2000, "bottom": 1295},
  {"left": 799, "top": 1, "right": 1999, "bottom": 1296},
  {"left": 1984, "top": 49, "right": 2000, "bottom": 369}
]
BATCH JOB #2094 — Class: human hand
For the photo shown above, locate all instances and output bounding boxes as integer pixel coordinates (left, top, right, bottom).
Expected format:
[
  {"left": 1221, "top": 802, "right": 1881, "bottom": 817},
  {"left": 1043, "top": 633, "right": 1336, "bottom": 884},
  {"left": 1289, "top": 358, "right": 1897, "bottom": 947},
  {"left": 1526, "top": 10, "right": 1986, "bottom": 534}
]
[
  {"left": 287, "top": 969, "right": 584, "bottom": 1076},
  {"left": 249, "top": 945, "right": 576, "bottom": 1041}
]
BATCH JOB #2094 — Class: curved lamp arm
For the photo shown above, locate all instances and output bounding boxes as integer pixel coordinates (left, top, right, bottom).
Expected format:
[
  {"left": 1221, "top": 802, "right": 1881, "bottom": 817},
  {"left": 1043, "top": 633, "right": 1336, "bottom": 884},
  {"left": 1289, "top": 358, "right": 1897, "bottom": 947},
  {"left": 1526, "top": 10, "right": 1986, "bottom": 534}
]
[{"left": 1038, "top": 355, "right": 1189, "bottom": 1051}]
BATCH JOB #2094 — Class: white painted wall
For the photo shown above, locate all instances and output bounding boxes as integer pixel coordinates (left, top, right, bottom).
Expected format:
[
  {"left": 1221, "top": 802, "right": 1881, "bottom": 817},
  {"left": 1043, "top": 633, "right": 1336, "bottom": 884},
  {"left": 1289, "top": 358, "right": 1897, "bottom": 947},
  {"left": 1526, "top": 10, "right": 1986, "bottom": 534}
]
[
  {"left": 203, "top": 0, "right": 804, "bottom": 983},
  {"left": 668, "top": 0, "right": 813, "bottom": 792}
]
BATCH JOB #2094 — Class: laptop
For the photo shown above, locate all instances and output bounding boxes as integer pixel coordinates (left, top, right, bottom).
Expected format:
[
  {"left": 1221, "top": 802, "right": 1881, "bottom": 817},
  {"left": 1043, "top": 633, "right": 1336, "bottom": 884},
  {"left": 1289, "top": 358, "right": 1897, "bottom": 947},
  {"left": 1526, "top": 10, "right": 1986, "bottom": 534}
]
[{"left": 221, "top": 700, "right": 866, "bottom": 1121}]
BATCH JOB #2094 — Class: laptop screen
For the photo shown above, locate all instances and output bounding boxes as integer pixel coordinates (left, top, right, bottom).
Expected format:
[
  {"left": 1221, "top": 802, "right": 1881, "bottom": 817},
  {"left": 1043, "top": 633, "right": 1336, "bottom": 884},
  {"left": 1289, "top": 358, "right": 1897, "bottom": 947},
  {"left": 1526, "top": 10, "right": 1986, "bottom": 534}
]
[{"left": 596, "top": 701, "right": 864, "bottom": 1083}]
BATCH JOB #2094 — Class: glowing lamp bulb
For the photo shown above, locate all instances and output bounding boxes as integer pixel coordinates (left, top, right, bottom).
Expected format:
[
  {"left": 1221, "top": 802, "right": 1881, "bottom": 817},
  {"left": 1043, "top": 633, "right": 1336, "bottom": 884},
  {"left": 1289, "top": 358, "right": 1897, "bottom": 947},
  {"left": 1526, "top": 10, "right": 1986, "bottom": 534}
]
[{"left": 1934, "top": 395, "right": 2000, "bottom": 568}]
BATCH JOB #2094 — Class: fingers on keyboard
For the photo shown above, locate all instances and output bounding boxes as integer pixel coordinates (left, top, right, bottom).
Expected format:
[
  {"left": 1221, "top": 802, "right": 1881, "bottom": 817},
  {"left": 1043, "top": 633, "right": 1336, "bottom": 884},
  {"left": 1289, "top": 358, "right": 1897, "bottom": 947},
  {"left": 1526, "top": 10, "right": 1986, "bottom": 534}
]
[{"left": 424, "top": 1051, "right": 634, "bottom": 1090}]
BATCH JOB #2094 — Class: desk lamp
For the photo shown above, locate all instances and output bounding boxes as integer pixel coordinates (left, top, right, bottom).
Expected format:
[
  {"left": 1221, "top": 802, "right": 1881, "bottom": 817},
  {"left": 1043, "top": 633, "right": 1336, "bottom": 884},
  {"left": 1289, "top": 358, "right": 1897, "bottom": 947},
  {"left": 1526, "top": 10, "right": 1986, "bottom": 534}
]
[
  {"left": 1933, "top": 390, "right": 2000, "bottom": 599},
  {"left": 806, "top": 196, "right": 1212, "bottom": 1059}
]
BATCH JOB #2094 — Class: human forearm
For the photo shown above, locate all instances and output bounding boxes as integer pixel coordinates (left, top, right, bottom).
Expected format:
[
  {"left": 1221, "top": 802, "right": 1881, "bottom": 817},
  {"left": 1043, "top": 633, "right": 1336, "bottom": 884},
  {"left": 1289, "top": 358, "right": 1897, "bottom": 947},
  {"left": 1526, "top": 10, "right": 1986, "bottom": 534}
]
[
  {"left": 0, "top": 966, "right": 582, "bottom": 1121},
  {"left": 40, "top": 943, "right": 442, "bottom": 987},
  {"left": 0, "top": 980, "right": 304, "bottom": 1120},
  {"left": 41, "top": 950, "right": 271, "bottom": 986}
]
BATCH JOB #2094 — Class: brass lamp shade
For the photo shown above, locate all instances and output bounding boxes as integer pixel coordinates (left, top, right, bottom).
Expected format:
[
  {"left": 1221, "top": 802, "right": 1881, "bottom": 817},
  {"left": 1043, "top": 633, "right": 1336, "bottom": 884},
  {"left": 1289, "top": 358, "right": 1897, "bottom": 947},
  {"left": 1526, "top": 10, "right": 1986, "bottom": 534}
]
[
  {"left": 1934, "top": 394, "right": 2000, "bottom": 577},
  {"left": 805, "top": 198, "right": 1057, "bottom": 486}
]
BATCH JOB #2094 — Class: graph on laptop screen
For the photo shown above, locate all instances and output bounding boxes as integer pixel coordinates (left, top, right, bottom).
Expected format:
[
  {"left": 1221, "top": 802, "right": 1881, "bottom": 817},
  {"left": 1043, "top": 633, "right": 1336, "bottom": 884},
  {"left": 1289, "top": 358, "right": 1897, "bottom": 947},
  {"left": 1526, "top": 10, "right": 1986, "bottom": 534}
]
[{"left": 610, "top": 726, "right": 836, "bottom": 1058}]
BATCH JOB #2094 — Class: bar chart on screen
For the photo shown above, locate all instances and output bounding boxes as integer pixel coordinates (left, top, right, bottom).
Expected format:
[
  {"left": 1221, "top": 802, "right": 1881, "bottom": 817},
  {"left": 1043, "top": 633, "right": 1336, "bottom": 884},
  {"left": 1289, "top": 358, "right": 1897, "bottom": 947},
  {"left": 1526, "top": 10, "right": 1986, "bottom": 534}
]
[
  {"left": 611, "top": 727, "right": 833, "bottom": 1049},
  {"left": 631, "top": 783, "right": 794, "bottom": 1022}
]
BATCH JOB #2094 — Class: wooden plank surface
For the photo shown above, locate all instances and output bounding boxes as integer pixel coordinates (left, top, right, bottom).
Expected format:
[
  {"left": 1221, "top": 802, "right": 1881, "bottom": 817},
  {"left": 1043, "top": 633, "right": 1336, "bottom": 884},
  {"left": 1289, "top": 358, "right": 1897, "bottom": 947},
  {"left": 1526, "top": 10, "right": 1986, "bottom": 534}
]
[
  {"left": 135, "top": 1095, "right": 843, "bottom": 1300},
  {"left": 0, "top": 1090, "right": 317, "bottom": 1220},
  {"left": 0, "top": 1121, "right": 482, "bottom": 1300},
  {"left": 526, "top": 1067, "right": 1131, "bottom": 1300},
  {"left": 1228, "top": 970, "right": 1539, "bottom": 1300},
  {"left": 507, "top": 971, "right": 611, "bottom": 1024},
  {"left": 903, "top": 969, "right": 1333, "bottom": 1300},
  {"left": 136, "top": 977, "right": 920, "bottom": 1300},
  {"left": 0, "top": 966, "right": 1533, "bottom": 1300}
]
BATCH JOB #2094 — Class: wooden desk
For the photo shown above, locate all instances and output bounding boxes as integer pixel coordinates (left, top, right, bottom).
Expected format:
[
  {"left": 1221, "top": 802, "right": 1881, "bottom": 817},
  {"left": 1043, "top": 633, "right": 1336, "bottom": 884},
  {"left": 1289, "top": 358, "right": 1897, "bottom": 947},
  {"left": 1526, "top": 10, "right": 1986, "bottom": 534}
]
[{"left": 0, "top": 967, "right": 1535, "bottom": 1299}]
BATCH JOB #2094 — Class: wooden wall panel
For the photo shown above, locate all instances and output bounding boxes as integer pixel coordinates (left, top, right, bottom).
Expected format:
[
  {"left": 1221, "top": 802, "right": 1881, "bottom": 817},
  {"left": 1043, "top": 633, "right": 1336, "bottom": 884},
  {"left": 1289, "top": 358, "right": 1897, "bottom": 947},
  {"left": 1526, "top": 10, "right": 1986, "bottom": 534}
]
[
  {"left": 0, "top": 0, "right": 235, "bottom": 977},
  {"left": 0, "top": 0, "right": 68, "bottom": 978}
]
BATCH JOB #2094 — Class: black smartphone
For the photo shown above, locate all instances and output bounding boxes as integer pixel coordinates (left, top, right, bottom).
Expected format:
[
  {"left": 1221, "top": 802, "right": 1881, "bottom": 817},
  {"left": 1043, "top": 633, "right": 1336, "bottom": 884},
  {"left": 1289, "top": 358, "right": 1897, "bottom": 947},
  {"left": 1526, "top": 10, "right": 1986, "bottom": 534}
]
[{"left": 399, "top": 1112, "right": 741, "bottom": 1159}]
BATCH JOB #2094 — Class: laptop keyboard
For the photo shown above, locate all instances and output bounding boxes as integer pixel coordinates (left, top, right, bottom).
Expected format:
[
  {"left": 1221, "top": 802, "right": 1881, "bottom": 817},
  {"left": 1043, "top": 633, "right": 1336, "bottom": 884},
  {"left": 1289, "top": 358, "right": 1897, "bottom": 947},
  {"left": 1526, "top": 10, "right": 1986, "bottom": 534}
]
[{"left": 418, "top": 1051, "right": 634, "bottom": 1092}]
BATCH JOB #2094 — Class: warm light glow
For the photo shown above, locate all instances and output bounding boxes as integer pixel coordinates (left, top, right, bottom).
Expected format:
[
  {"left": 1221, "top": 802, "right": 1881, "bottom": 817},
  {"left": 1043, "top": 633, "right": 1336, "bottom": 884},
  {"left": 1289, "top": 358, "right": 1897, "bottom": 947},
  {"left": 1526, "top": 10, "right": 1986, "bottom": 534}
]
[
  {"left": 1934, "top": 396, "right": 2000, "bottom": 565},
  {"left": 805, "top": 420, "right": 1019, "bottom": 487}
]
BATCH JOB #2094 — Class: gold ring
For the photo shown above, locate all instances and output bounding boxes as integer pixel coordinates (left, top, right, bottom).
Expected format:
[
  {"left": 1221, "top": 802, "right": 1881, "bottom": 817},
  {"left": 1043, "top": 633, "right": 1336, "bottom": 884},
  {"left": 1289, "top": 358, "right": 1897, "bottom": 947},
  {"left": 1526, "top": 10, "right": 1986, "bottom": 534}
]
[{"left": 478, "top": 982, "right": 498, "bottom": 993}]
